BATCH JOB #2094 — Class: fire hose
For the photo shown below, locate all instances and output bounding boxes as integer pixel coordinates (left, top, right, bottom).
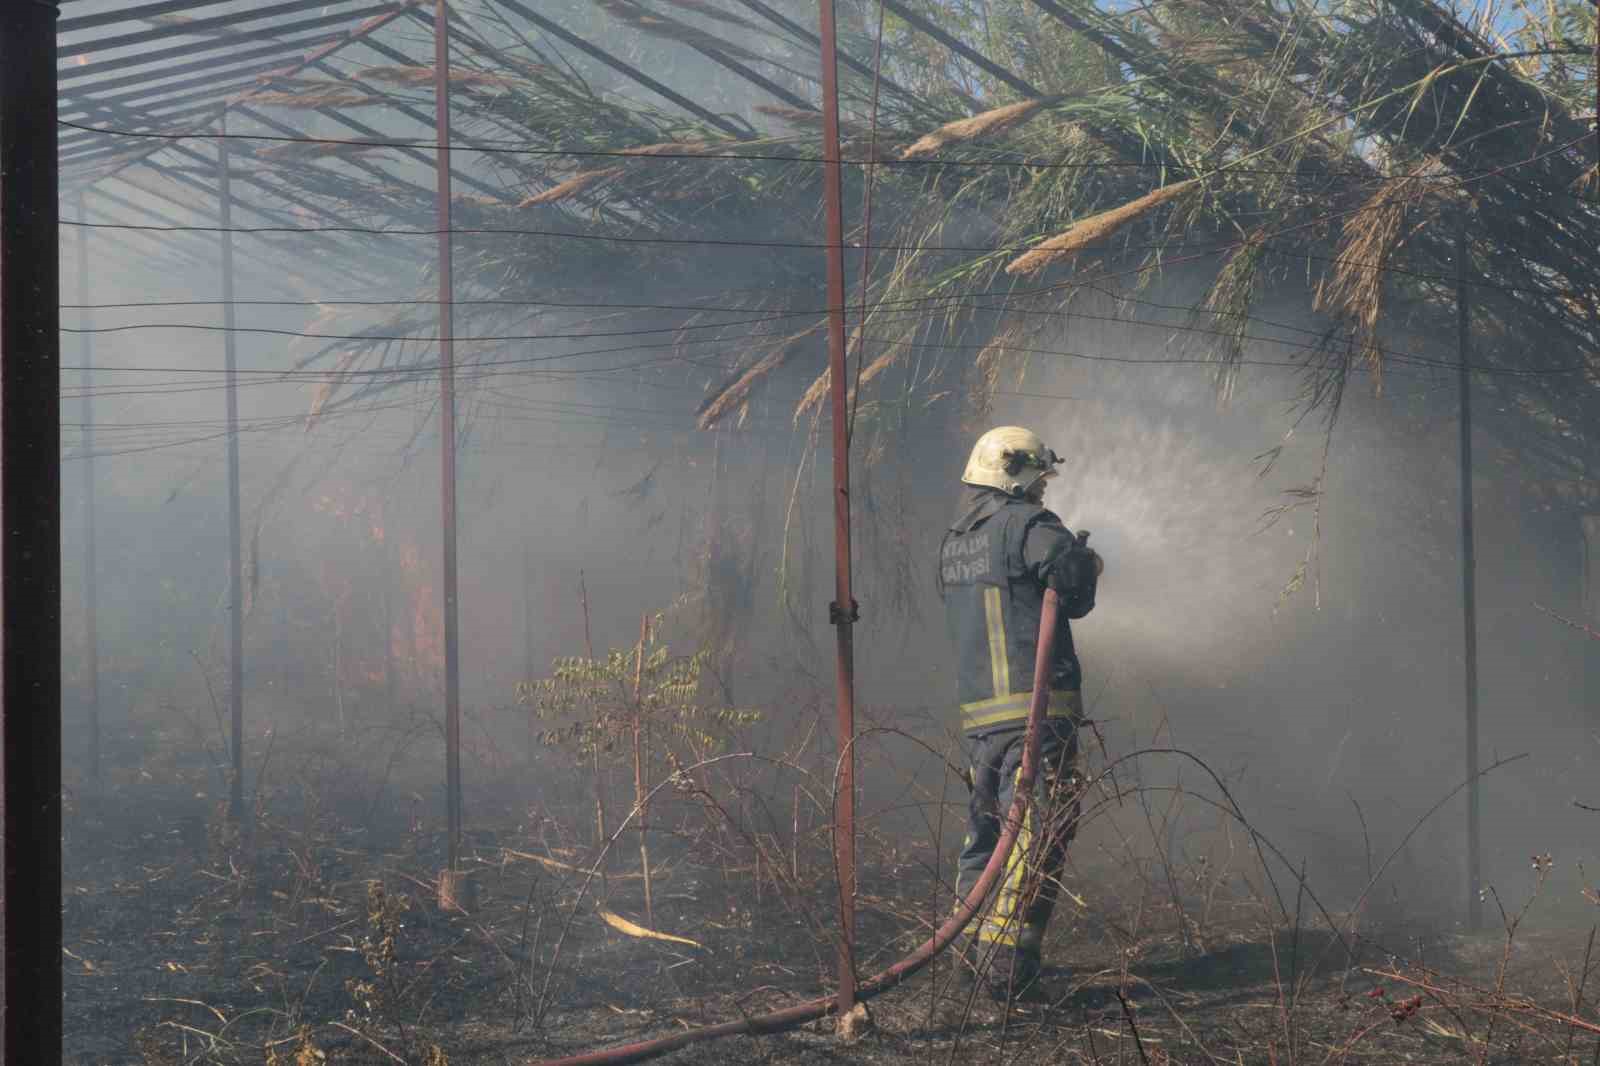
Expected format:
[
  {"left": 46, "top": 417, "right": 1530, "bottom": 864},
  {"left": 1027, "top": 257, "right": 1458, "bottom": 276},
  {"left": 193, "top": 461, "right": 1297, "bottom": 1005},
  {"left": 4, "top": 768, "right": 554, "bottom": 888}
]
[{"left": 530, "top": 589, "right": 1064, "bottom": 1066}]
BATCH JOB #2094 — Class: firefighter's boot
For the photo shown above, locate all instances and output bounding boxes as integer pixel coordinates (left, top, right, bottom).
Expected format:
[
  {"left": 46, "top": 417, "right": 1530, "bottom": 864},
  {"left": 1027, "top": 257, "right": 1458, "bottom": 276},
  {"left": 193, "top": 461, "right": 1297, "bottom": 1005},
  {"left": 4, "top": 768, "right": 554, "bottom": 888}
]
[{"left": 1012, "top": 921, "right": 1047, "bottom": 993}]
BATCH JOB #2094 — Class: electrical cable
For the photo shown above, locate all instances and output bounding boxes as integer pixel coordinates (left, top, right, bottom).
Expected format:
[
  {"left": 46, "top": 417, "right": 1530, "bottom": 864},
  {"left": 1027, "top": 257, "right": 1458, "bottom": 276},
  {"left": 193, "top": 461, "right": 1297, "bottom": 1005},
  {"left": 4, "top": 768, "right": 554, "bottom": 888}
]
[
  {"left": 52, "top": 282, "right": 1595, "bottom": 385},
  {"left": 54, "top": 116, "right": 1599, "bottom": 188},
  {"left": 55, "top": 132, "right": 1599, "bottom": 300}
]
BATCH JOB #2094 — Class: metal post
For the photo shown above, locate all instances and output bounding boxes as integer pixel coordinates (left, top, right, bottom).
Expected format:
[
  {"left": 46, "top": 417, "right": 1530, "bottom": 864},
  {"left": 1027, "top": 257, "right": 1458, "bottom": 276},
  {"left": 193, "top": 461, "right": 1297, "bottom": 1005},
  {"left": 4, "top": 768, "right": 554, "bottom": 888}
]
[
  {"left": 1, "top": 2, "right": 65, "bottom": 1062},
  {"left": 1456, "top": 208, "right": 1482, "bottom": 932},
  {"left": 435, "top": 0, "right": 464, "bottom": 880},
  {"left": 817, "top": 0, "right": 859, "bottom": 1014},
  {"left": 219, "top": 114, "right": 246, "bottom": 821},
  {"left": 77, "top": 192, "right": 101, "bottom": 787}
]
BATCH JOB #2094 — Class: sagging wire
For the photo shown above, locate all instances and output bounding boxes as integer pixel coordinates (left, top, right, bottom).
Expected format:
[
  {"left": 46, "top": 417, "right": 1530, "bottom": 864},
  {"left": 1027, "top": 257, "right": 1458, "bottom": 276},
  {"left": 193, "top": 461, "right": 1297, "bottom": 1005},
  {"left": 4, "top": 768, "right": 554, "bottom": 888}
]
[{"left": 55, "top": 115, "right": 1600, "bottom": 188}]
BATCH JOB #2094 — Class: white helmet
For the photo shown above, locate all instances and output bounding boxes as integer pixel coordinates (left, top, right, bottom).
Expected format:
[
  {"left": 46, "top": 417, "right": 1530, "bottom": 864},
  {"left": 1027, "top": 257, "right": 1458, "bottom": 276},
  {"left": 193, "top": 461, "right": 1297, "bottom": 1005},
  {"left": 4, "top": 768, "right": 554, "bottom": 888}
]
[{"left": 961, "top": 425, "right": 1062, "bottom": 497}]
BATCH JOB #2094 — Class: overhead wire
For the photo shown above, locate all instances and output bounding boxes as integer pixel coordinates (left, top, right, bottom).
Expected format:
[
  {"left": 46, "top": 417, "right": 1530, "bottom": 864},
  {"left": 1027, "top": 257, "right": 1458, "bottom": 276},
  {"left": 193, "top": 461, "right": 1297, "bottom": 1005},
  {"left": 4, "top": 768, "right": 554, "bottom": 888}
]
[
  {"left": 53, "top": 130, "right": 1600, "bottom": 309},
  {"left": 54, "top": 117, "right": 1600, "bottom": 190}
]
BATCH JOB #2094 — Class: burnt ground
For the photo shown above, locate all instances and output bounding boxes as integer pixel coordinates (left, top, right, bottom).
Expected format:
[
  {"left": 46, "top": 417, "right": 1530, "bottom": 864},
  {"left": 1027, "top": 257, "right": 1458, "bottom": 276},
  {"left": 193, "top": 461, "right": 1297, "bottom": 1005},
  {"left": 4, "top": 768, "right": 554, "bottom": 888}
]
[{"left": 61, "top": 727, "right": 1600, "bottom": 1066}]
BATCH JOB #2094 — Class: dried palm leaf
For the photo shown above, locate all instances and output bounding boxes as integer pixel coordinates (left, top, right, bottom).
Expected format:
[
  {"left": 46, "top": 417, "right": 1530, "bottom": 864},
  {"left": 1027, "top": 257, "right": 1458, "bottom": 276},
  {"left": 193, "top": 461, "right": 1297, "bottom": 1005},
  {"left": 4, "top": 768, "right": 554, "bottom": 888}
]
[{"left": 1005, "top": 179, "right": 1199, "bottom": 277}]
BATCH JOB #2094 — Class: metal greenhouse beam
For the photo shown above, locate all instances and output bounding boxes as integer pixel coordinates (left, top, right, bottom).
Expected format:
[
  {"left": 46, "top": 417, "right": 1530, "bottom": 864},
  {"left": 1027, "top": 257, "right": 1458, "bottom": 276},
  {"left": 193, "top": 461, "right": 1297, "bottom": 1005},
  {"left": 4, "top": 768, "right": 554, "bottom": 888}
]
[
  {"left": 490, "top": 0, "right": 751, "bottom": 138},
  {"left": 1, "top": 2, "right": 65, "bottom": 1062},
  {"left": 879, "top": 0, "right": 1043, "bottom": 97},
  {"left": 57, "top": 0, "right": 383, "bottom": 58},
  {"left": 72, "top": 2, "right": 422, "bottom": 195}
]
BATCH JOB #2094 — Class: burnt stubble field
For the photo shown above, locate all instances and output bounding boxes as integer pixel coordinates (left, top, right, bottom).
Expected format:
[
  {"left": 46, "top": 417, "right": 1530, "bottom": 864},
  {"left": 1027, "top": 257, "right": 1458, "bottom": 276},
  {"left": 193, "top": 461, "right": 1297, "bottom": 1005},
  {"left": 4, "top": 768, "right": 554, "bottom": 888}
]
[{"left": 61, "top": 699, "right": 1600, "bottom": 1066}]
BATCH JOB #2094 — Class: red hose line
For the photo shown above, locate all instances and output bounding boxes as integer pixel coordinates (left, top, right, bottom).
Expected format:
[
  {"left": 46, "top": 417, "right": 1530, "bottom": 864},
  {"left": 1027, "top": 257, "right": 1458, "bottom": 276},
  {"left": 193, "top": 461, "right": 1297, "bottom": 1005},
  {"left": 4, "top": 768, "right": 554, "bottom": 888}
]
[{"left": 529, "top": 590, "right": 1065, "bottom": 1066}]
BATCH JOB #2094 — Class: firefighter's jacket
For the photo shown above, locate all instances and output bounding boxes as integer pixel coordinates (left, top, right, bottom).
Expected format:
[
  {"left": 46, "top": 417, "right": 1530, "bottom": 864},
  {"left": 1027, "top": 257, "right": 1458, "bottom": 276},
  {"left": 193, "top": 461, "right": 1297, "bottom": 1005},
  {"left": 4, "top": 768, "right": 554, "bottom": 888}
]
[{"left": 939, "top": 488, "right": 1084, "bottom": 735}]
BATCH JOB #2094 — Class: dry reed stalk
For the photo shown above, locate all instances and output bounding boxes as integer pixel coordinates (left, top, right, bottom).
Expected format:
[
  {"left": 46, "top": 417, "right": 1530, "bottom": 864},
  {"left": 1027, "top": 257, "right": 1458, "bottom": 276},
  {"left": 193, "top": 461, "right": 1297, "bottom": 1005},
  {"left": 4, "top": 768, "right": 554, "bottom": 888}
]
[
  {"left": 594, "top": 0, "right": 769, "bottom": 64},
  {"left": 697, "top": 324, "right": 820, "bottom": 430},
  {"left": 754, "top": 105, "right": 862, "bottom": 138},
  {"left": 359, "top": 65, "right": 523, "bottom": 91},
  {"left": 975, "top": 323, "right": 1024, "bottom": 406},
  {"left": 305, "top": 349, "right": 363, "bottom": 431},
  {"left": 900, "top": 98, "right": 1050, "bottom": 159},
  {"left": 621, "top": 141, "right": 718, "bottom": 157},
  {"left": 1005, "top": 178, "right": 1200, "bottom": 277},
  {"left": 518, "top": 169, "right": 623, "bottom": 207},
  {"left": 1313, "top": 162, "right": 1438, "bottom": 369},
  {"left": 251, "top": 86, "right": 390, "bottom": 109},
  {"left": 257, "top": 141, "right": 394, "bottom": 162},
  {"left": 654, "top": 0, "right": 761, "bottom": 30}
]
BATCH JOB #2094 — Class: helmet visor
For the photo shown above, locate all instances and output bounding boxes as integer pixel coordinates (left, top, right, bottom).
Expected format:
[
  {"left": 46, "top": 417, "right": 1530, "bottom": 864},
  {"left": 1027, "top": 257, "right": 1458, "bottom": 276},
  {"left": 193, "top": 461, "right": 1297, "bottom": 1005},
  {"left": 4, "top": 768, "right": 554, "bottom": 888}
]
[{"left": 1007, "top": 446, "right": 1062, "bottom": 478}]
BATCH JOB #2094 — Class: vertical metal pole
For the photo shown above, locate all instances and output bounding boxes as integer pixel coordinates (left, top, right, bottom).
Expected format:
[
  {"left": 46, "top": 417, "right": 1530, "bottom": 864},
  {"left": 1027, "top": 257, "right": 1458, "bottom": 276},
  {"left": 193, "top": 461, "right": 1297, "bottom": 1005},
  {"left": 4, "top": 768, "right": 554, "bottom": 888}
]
[
  {"left": 77, "top": 192, "right": 101, "bottom": 787},
  {"left": 219, "top": 114, "right": 246, "bottom": 821},
  {"left": 435, "top": 0, "right": 464, "bottom": 876},
  {"left": 817, "top": 0, "right": 859, "bottom": 1014},
  {"left": 1, "top": 2, "right": 64, "bottom": 1061},
  {"left": 1456, "top": 209, "right": 1482, "bottom": 932}
]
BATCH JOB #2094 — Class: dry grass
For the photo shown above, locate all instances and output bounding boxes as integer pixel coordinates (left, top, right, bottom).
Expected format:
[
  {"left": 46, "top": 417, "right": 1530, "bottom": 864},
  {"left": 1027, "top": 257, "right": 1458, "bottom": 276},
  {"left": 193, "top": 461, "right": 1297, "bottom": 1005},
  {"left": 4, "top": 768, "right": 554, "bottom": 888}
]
[
  {"left": 1005, "top": 178, "right": 1200, "bottom": 277},
  {"left": 519, "top": 169, "right": 623, "bottom": 207},
  {"left": 900, "top": 98, "right": 1051, "bottom": 159}
]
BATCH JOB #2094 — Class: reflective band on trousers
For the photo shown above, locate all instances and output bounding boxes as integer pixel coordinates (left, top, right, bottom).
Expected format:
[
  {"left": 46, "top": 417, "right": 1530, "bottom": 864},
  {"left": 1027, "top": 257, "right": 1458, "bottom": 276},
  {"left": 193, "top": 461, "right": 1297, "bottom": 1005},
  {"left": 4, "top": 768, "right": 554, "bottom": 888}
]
[
  {"left": 960, "top": 688, "right": 1082, "bottom": 733},
  {"left": 976, "top": 764, "right": 1033, "bottom": 946}
]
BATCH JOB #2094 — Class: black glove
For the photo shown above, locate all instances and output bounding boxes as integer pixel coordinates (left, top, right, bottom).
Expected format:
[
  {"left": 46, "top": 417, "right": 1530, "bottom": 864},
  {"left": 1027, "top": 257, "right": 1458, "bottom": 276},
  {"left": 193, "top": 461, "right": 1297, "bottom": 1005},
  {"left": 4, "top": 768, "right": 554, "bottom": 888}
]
[{"left": 1044, "top": 531, "right": 1101, "bottom": 619}]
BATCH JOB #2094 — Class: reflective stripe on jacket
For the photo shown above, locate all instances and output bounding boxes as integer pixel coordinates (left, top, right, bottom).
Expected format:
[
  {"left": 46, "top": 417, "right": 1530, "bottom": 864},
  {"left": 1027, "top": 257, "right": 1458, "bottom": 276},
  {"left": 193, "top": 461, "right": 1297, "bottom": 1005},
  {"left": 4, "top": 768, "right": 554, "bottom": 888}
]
[{"left": 939, "top": 491, "right": 1082, "bottom": 734}]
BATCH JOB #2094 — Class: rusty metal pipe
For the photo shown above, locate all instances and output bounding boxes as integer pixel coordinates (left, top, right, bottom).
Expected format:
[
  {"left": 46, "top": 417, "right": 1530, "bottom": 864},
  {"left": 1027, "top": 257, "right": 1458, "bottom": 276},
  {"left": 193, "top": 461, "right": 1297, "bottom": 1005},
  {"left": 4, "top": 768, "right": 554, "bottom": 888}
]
[
  {"left": 817, "top": 0, "right": 859, "bottom": 1016},
  {"left": 219, "top": 113, "right": 245, "bottom": 822},
  {"left": 529, "top": 591, "right": 1065, "bottom": 1066},
  {"left": 435, "top": 0, "right": 464, "bottom": 877}
]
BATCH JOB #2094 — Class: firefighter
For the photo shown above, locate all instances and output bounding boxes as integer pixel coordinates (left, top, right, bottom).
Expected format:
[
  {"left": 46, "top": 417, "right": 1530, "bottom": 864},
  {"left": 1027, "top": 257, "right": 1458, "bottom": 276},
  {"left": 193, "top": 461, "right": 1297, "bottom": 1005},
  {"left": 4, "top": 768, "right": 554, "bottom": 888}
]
[{"left": 938, "top": 425, "right": 1101, "bottom": 999}]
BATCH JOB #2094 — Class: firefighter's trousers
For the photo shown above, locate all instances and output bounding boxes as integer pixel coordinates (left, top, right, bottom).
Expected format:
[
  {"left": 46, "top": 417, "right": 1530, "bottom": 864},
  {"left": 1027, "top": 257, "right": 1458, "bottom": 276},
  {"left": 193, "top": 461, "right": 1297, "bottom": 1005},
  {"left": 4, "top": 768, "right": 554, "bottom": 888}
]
[{"left": 956, "top": 717, "right": 1081, "bottom": 948}]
